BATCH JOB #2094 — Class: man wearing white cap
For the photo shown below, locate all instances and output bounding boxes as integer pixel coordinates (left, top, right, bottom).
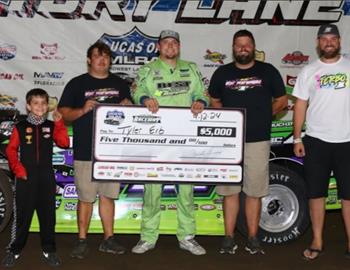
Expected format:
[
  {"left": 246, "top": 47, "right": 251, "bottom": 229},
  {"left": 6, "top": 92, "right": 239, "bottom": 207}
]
[
  {"left": 131, "top": 30, "right": 209, "bottom": 255},
  {"left": 293, "top": 24, "right": 350, "bottom": 260}
]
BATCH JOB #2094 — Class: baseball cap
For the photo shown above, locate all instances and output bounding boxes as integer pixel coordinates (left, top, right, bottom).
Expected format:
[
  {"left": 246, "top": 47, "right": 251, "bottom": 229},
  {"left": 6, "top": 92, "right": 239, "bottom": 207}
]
[
  {"left": 159, "top": 30, "right": 180, "bottom": 42},
  {"left": 317, "top": 24, "right": 340, "bottom": 38}
]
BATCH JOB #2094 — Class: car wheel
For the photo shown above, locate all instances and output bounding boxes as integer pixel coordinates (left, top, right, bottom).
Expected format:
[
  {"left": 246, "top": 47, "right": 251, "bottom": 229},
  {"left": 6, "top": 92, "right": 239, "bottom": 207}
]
[
  {"left": 0, "top": 169, "right": 13, "bottom": 232},
  {"left": 237, "top": 163, "right": 310, "bottom": 244}
]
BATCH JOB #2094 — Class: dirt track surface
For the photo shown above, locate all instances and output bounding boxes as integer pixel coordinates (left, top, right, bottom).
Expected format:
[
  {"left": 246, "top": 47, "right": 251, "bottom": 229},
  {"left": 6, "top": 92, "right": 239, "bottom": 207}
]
[{"left": 0, "top": 210, "right": 349, "bottom": 270}]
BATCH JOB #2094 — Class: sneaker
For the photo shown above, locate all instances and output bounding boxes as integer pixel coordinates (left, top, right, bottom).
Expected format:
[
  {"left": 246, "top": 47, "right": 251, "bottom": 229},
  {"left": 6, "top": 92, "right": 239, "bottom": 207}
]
[
  {"left": 131, "top": 240, "right": 155, "bottom": 254},
  {"left": 245, "top": 237, "right": 265, "bottom": 255},
  {"left": 43, "top": 252, "right": 61, "bottom": 267},
  {"left": 179, "top": 236, "right": 206, "bottom": 255},
  {"left": 70, "top": 239, "right": 89, "bottom": 259},
  {"left": 99, "top": 236, "right": 126, "bottom": 255},
  {"left": 345, "top": 250, "right": 350, "bottom": 259},
  {"left": 219, "top": 236, "right": 238, "bottom": 254},
  {"left": 1, "top": 252, "right": 20, "bottom": 268}
]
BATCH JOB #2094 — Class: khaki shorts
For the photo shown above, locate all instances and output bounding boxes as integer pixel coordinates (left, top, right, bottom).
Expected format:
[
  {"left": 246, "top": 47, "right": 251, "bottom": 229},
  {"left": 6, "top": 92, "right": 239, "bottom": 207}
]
[
  {"left": 74, "top": 160, "right": 120, "bottom": 203},
  {"left": 216, "top": 141, "right": 270, "bottom": 198}
]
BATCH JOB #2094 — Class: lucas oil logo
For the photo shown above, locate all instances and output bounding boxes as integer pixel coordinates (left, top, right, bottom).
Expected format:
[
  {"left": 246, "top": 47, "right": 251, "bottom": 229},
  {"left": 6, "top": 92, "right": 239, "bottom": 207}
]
[
  {"left": 317, "top": 73, "right": 349, "bottom": 90},
  {"left": 98, "top": 27, "right": 159, "bottom": 67}
]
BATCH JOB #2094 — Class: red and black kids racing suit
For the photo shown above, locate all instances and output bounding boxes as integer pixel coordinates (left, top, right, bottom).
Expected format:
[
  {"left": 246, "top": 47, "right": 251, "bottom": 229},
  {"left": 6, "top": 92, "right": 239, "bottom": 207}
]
[{"left": 5, "top": 118, "right": 69, "bottom": 255}]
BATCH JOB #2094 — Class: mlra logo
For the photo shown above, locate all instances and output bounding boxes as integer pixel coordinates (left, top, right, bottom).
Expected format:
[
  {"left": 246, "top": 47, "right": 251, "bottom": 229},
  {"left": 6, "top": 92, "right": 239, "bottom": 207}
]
[{"left": 99, "top": 27, "right": 159, "bottom": 66}]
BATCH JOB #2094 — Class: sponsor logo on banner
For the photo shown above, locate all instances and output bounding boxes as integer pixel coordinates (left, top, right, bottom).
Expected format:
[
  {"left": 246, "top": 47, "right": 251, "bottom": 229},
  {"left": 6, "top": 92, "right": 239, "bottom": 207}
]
[
  {"left": 0, "top": 72, "right": 23, "bottom": 80},
  {"left": 52, "top": 154, "right": 65, "bottom": 164},
  {"left": 33, "top": 72, "right": 65, "bottom": 86},
  {"left": 62, "top": 184, "right": 78, "bottom": 199},
  {"left": 286, "top": 75, "right": 297, "bottom": 87},
  {"left": 281, "top": 51, "right": 309, "bottom": 67},
  {"left": 132, "top": 114, "right": 161, "bottom": 124},
  {"left": 204, "top": 49, "right": 226, "bottom": 67},
  {"left": 32, "top": 43, "right": 65, "bottom": 60},
  {"left": 0, "top": 94, "right": 17, "bottom": 110},
  {"left": 200, "top": 204, "right": 216, "bottom": 211},
  {"left": 0, "top": 0, "right": 344, "bottom": 25},
  {"left": 99, "top": 27, "right": 158, "bottom": 69},
  {"left": 64, "top": 202, "right": 77, "bottom": 211},
  {"left": 0, "top": 43, "right": 16, "bottom": 60},
  {"left": 255, "top": 50, "right": 265, "bottom": 62},
  {"left": 271, "top": 121, "right": 293, "bottom": 128},
  {"left": 104, "top": 110, "right": 125, "bottom": 125}
]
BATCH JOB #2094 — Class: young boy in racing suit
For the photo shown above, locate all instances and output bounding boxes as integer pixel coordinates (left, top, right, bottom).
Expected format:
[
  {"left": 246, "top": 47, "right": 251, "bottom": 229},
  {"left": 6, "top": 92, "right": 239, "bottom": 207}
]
[{"left": 1, "top": 88, "right": 69, "bottom": 267}]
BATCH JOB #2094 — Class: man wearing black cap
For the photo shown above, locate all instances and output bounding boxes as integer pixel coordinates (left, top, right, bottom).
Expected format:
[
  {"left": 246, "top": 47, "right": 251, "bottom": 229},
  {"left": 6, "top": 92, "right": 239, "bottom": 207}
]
[
  {"left": 293, "top": 24, "right": 350, "bottom": 260},
  {"left": 209, "top": 29, "right": 287, "bottom": 255},
  {"left": 131, "top": 30, "right": 209, "bottom": 255}
]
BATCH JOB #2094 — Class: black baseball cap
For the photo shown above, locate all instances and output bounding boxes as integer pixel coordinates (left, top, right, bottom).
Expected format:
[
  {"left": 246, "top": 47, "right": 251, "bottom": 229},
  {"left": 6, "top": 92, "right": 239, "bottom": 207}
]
[{"left": 317, "top": 24, "right": 340, "bottom": 38}]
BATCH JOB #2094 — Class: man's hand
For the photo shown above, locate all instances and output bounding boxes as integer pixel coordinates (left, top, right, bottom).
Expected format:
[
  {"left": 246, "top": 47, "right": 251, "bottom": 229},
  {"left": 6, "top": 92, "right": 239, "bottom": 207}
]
[
  {"left": 52, "top": 109, "right": 62, "bottom": 122},
  {"left": 191, "top": 101, "right": 205, "bottom": 116},
  {"left": 293, "top": 143, "right": 305, "bottom": 157},
  {"left": 16, "top": 172, "right": 27, "bottom": 180},
  {"left": 144, "top": 98, "right": 159, "bottom": 113},
  {"left": 119, "top": 98, "right": 132, "bottom": 105},
  {"left": 82, "top": 99, "right": 98, "bottom": 115}
]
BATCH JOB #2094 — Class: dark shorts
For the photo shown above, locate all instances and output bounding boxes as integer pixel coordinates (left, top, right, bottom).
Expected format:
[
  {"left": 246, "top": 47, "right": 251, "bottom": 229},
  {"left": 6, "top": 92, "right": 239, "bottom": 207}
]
[{"left": 304, "top": 135, "right": 350, "bottom": 200}]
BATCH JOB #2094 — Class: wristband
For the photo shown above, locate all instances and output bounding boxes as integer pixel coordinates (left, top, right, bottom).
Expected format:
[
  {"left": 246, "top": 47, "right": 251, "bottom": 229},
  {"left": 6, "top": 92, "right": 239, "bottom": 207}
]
[
  {"left": 195, "top": 99, "right": 207, "bottom": 107},
  {"left": 293, "top": 138, "right": 302, "bottom": 144},
  {"left": 140, "top": 96, "right": 150, "bottom": 105}
]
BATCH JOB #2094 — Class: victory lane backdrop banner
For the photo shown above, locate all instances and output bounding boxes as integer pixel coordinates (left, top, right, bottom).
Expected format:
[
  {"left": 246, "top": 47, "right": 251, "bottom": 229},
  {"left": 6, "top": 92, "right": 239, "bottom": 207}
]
[{"left": 1, "top": 0, "right": 350, "bottom": 116}]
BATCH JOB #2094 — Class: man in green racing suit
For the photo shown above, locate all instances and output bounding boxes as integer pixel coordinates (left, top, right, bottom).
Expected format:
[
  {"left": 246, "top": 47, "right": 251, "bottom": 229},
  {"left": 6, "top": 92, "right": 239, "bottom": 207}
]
[{"left": 131, "top": 30, "right": 209, "bottom": 255}]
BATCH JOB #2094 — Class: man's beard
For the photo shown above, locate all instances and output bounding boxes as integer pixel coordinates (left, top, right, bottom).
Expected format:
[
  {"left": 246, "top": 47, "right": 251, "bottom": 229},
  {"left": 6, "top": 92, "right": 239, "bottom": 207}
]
[
  {"left": 234, "top": 50, "right": 255, "bottom": 65},
  {"left": 318, "top": 46, "right": 341, "bottom": 59}
]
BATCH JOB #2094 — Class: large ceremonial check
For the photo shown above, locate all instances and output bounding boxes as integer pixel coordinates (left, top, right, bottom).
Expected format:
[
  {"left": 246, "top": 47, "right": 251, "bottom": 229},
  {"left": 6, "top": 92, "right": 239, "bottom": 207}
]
[{"left": 92, "top": 105, "right": 245, "bottom": 184}]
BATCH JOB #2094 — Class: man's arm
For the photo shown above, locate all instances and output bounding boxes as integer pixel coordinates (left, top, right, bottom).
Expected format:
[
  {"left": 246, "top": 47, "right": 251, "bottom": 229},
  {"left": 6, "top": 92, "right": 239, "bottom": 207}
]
[
  {"left": 132, "top": 66, "right": 152, "bottom": 105},
  {"left": 272, "top": 95, "right": 288, "bottom": 115},
  {"left": 58, "top": 99, "right": 98, "bottom": 122},
  {"left": 293, "top": 98, "right": 308, "bottom": 157}
]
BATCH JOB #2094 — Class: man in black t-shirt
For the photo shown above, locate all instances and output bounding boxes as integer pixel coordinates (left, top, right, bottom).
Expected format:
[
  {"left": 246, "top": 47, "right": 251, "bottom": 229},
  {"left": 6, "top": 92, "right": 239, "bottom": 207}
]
[
  {"left": 209, "top": 30, "right": 287, "bottom": 255},
  {"left": 58, "top": 42, "right": 132, "bottom": 258}
]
